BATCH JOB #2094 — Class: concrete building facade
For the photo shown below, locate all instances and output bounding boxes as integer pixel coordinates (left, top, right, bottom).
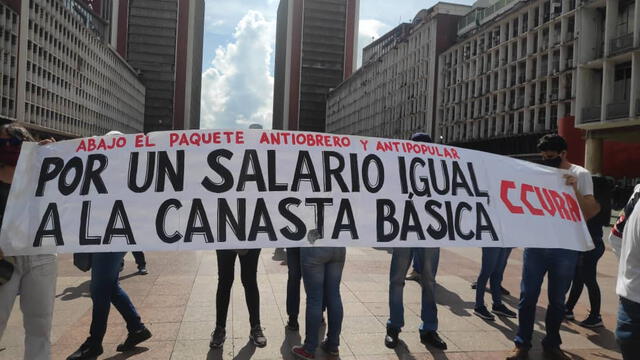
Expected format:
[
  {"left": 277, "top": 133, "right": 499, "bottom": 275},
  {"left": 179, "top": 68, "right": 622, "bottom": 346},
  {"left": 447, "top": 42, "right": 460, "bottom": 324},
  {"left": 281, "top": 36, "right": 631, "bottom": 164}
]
[
  {"left": 126, "top": 0, "right": 204, "bottom": 132},
  {"left": 0, "top": 0, "right": 145, "bottom": 137},
  {"left": 273, "top": 0, "right": 360, "bottom": 132},
  {"left": 437, "top": 0, "right": 579, "bottom": 155},
  {"left": 574, "top": 0, "right": 640, "bottom": 176},
  {"left": 326, "top": 3, "right": 470, "bottom": 140}
]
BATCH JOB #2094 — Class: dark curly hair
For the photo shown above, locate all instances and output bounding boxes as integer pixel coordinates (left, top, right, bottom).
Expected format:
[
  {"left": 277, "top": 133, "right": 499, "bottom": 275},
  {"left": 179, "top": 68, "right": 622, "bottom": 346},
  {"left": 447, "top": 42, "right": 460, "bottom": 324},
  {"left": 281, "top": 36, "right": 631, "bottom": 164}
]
[{"left": 537, "top": 133, "right": 567, "bottom": 152}]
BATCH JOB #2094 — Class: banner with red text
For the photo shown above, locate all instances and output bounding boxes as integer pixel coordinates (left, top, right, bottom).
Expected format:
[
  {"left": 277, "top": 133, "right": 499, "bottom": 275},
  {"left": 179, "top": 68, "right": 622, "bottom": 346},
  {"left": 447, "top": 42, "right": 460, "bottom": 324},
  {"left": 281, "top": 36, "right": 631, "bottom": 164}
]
[{"left": 0, "top": 130, "right": 594, "bottom": 255}]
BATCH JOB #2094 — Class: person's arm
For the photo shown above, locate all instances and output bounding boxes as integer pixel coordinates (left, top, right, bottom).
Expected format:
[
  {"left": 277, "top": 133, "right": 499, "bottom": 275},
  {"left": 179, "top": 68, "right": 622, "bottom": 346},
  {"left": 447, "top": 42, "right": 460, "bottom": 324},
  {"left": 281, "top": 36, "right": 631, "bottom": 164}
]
[
  {"left": 564, "top": 174, "right": 601, "bottom": 220},
  {"left": 0, "top": 165, "right": 15, "bottom": 185}
]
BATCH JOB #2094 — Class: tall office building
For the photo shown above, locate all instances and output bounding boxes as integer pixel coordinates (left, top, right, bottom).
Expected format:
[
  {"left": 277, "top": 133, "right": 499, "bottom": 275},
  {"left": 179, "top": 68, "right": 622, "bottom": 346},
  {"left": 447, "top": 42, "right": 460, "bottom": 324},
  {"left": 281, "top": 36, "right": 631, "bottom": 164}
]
[
  {"left": 326, "top": 3, "right": 470, "bottom": 140},
  {"left": 0, "top": 0, "right": 145, "bottom": 137},
  {"left": 126, "top": 0, "right": 205, "bottom": 132},
  {"left": 273, "top": 0, "right": 359, "bottom": 132}
]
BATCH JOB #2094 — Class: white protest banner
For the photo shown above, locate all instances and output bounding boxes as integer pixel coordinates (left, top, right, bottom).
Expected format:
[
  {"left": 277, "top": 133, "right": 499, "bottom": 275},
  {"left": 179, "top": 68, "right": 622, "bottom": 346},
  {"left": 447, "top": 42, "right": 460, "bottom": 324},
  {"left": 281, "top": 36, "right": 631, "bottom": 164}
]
[{"left": 0, "top": 130, "right": 594, "bottom": 255}]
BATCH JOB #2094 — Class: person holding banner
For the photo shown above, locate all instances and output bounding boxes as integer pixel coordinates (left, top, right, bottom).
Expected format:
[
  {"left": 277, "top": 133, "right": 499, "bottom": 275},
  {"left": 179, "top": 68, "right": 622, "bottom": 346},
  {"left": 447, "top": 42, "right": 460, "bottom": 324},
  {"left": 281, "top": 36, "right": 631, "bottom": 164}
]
[
  {"left": 609, "top": 185, "right": 640, "bottom": 359},
  {"left": 384, "top": 133, "right": 447, "bottom": 351},
  {"left": 291, "top": 245, "right": 346, "bottom": 359},
  {"left": 507, "top": 134, "right": 601, "bottom": 360},
  {"left": 210, "top": 249, "right": 267, "bottom": 349},
  {"left": 0, "top": 124, "right": 57, "bottom": 360}
]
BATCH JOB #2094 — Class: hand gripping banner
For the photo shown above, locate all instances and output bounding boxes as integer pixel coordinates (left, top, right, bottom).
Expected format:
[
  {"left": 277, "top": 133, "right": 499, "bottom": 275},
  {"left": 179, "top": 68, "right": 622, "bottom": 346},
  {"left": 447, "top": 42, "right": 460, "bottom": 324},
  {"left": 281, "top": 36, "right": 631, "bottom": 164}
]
[{"left": 0, "top": 130, "right": 594, "bottom": 255}]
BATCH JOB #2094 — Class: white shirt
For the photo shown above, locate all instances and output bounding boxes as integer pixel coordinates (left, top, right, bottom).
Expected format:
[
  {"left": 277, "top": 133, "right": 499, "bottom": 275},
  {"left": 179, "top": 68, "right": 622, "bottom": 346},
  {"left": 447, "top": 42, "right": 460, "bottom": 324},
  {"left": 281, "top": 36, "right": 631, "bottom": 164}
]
[
  {"left": 568, "top": 164, "right": 594, "bottom": 197},
  {"left": 617, "top": 199, "right": 640, "bottom": 303}
]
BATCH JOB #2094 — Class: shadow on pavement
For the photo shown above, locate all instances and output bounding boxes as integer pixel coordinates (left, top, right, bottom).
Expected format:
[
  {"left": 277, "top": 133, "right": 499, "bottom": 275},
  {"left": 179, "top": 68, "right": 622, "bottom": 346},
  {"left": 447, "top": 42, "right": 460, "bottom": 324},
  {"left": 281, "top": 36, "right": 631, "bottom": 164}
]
[
  {"left": 56, "top": 280, "right": 91, "bottom": 301},
  {"left": 102, "top": 347, "right": 148, "bottom": 359},
  {"left": 435, "top": 283, "right": 473, "bottom": 317},
  {"left": 233, "top": 340, "right": 256, "bottom": 360},
  {"left": 280, "top": 328, "right": 302, "bottom": 359}
]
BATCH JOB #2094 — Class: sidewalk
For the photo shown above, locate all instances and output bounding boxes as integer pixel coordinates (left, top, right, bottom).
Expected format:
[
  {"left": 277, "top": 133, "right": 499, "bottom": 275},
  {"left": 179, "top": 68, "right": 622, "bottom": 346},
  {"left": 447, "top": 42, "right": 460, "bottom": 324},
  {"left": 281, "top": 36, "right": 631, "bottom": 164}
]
[{"left": 0, "top": 246, "right": 622, "bottom": 360}]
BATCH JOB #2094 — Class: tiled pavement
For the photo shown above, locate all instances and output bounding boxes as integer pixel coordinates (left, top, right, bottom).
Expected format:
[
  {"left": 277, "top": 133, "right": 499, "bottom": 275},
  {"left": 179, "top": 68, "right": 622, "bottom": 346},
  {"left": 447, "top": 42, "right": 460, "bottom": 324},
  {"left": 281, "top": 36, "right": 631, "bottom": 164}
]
[{"left": 0, "top": 246, "right": 623, "bottom": 360}]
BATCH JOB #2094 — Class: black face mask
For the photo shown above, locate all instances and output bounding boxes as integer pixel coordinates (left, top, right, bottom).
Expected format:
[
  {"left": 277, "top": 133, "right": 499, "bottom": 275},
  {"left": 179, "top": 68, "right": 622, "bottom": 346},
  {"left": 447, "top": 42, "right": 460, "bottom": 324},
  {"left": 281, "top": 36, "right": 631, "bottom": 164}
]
[{"left": 541, "top": 156, "right": 562, "bottom": 168}]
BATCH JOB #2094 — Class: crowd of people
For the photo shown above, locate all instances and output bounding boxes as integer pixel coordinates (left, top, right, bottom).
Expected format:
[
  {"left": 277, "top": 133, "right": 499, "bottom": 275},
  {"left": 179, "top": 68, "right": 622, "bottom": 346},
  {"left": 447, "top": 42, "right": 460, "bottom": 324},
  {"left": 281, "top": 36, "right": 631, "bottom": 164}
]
[{"left": 0, "top": 124, "right": 638, "bottom": 360}]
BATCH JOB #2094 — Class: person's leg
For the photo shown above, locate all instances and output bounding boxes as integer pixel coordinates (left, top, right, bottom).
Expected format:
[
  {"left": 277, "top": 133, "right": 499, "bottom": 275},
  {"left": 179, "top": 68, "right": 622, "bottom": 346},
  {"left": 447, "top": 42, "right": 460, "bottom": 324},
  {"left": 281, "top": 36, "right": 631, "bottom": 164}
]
[
  {"left": 20, "top": 256, "right": 57, "bottom": 360},
  {"left": 88, "top": 252, "right": 126, "bottom": 346},
  {"left": 475, "top": 248, "right": 501, "bottom": 309},
  {"left": 387, "top": 248, "right": 412, "bottom": 330},
  {"left": 418, "top": 248, "right": 439, "bottom": 331},
  {"left": 565, "top": 252, "right": 585, "bottom": 313},
  {"left": 286, "top": 248, "right": 301, "bottom": 323},
  {"left": 412, "top": 249, "right": 422, "bottom": 274},
  {"left": 239, "top": 249, "right": 261, "bottom": 328},
  {"left": 514, "top": 248, "right": 547, "bottom": 349},
  {"left": 542, "top": 249, "right": 579, "bottom": 350},
  {"left": 324, "top": 248, "right": 346, "bottom": 350},
  {"left": 300, "top": 247, "right": 328, "bottom": 354},
  {"left": 0, "top": 257, "right": 22, "bottom": 346},
  {"left": 110, "top": 277, "right": 144, "bottom": 334},
  {"left": 616, "top": 297, "right": 640, "bottom": 359},
  {"left": 215, "top": 250, "right": 237, "bottom": 329},
  {"left": 132, "top": 252, "right": 146, "bottom": 269},
  {"left": 581, "top": 242, "right": 605, "bottom": 318}
]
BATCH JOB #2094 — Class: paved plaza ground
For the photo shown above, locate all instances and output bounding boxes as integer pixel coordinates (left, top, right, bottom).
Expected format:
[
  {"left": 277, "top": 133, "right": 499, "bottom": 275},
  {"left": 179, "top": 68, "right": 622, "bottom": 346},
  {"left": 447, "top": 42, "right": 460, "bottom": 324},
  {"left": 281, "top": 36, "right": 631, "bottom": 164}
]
[{"left": 0, "top": 245, "right": 623, "bottom": 360}]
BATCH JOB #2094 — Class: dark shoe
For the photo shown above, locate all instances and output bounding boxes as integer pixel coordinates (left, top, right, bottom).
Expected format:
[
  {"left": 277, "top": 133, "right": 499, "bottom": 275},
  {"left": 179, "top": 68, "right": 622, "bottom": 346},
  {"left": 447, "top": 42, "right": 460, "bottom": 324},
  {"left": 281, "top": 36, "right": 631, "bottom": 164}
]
[
  {"left": 116, "top": 327, "right": 152, "bottom": 351},
  {"left": 564, "top": 309, "right": 575, "bottom": 320},
  {"left": 542, "top": 347, "right": 571, "bottom": 360},
  {"left": 250, "top": 325, "right": 267, "bottom": 347},
  {"left": 292, "top": 345, "right": 315, "bottom": 359},
  {"left": 506, "top": 347, "right": 529, "bottom": 360},
  {"left": 501, "top": 286, "right": 511, "bottom": 296},
  {"left": 209, "top": 327, "right": 226, "bottom": 348},
  {"left": 492, "top": 304, "right": 517, "bottom": 318},
  {"left": 406, "top": 270, "right": 421, "bottom": 281},
  {"left": 474, "top": 305, "right": 495, "bottom": 321},
  {"left": 286, "top": 317, "right": 299, "bottom": 331},
  {"left": 67, "top": 341, "right": 103, "bottom": 360},
  {"left": 320, "top": 340, "right": 339, "bottom": 356},
  {"left": 471, "top": 281, "right": 478, "bottom": 289},
  {"left": 579, "top": 314, "right": 604, "bottom": 328},
  {"left": 420, "top": 330, "right": 447, "bottom": 350},
  {"left": 137, "top": 267, "right": 148, "bottom": 275},
  {"left": 384, "top": 326, "right": 400, "bottom": 349}
]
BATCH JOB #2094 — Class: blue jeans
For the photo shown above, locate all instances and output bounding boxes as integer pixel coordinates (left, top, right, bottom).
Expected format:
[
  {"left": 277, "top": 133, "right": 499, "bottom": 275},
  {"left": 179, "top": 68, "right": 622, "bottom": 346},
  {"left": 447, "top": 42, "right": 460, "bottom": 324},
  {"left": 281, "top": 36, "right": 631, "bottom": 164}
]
[
  {"left": 514, "top": 248, "right": 578, "bottom": 350},
  {"left": 300, "top": 247, "right": 346, "bottom": 354},
  {"left": 388, "top": 247, "right": 439, "bottom": 332},
  {"left": 410, "top": 248, "right": 439, "bottom": 277},
  {"left": 88, "top": 252, "right": 143, "bottom": 346},
  {"left": 616, "top": 297, "right": 640, "bottom": 359},
  {"left": 475, "top": 248, "right": 512, "bottom": 307}
]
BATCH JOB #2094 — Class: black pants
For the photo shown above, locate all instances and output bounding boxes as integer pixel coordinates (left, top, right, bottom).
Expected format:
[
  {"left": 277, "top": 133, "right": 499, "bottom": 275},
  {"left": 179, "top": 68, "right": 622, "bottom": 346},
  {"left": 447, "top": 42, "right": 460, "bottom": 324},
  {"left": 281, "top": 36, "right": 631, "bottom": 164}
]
[
  {"left": 215, "top": 249, "right": 261, "bottom": 329},
  {"left": 132, "top": 252, "right": 146, "bottom": 268},
  {"left": 566, "top": 240, "right": 605, "bottom": 316}
]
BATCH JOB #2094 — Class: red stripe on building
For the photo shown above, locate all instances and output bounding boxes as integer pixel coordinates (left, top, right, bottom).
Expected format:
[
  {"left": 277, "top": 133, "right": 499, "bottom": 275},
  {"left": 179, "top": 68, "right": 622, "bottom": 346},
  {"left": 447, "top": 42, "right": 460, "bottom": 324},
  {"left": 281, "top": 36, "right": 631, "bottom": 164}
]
[
  {"left": 343, "top": 0, "right": 357, "bottom": 79},
  {"left": 288, "top": 0, "right": 304, "bottom": 130},
  {"left": 116, "top": 0, "right": 129, "bottom": 57},
  {"left": 173, "top": 0, "right": 190, "bottom": 130}
]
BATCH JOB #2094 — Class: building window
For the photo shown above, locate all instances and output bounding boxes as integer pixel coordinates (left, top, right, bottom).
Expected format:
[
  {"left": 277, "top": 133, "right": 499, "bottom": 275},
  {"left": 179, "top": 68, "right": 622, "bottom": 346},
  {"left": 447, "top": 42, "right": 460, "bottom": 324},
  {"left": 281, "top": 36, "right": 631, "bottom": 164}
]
[{"left": 614, "top": 62, "right": 632, "bottom": 101}]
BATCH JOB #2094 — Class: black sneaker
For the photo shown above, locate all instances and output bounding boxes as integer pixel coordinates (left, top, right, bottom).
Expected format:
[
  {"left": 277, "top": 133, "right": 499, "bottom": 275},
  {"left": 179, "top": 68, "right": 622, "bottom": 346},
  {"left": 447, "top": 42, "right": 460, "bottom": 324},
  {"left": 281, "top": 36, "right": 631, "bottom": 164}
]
[
  {"left": 564, "top": 309, "right": 574, "bottom": 320},
  {"left": 286, "top": 317, "right": 299, "bottom": 331},
  {"left": 501, "top": 286, "right": 511, "bottom": 296},
  {"left": 250, "top": 325, "right": 267, "bottom": 347},
  {"left": 492, "top": 304, "right": 517, "bottom": 318},
  {"left": 471, "top": 281, "right": 477, "bottom": 289},
  {"left": 209, "top": 327, "right": 226, "bottom": 348},
  {"left": 137, "top": 267, "right": 148, "bottom": 275},
  {"left": 384, "top": 326, "right": 400, "bottom": 349},
  {"left": 474, "top": 306, "right": 495, "bottom": 321},
  {"left": 420, "top": 330, "right": 447, "bottom": 350},
  {"left": 579, "top": 315, "right": 604, "bottom": 328},
  {"left": 116, "top": 327, "right": 152, "bottom": 352},
  {"left": 320, "top": 340, "right": 339, "bottom": 356},
  {"left": 67, "top": 341, "right": 103, "bottom": 360}
]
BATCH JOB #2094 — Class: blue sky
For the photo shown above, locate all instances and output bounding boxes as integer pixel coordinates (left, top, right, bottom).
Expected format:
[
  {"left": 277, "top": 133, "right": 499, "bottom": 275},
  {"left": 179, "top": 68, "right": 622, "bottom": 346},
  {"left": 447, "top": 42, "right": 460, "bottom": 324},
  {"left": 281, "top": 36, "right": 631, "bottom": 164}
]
[{"left": 200, "top": 0, "right": 474, "bottom": 130}]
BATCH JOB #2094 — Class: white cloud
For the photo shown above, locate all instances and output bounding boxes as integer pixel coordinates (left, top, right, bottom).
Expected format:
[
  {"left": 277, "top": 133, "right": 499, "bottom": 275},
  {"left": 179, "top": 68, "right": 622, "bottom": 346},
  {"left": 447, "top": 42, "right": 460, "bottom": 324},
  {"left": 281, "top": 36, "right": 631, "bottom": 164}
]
[
  {"left": 201, "top": 11, "right": 275, "bottom": 130},
  {"left": 357, "top": 19, "right": 391, "bottom": 67}
]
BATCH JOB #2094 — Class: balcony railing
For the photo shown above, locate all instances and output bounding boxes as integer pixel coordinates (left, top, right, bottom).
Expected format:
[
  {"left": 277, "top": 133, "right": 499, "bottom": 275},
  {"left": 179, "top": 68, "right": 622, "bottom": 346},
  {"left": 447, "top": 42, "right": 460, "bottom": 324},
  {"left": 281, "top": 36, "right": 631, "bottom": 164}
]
[
  {"left": 606, "top": 102, "right": 630, "bottom": 120},
  {"left": 582, "top": 106, "right": 601, "bottom": 123},
  {"left": 610, "top": 33, "right": 634, "bottom": 55}
]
